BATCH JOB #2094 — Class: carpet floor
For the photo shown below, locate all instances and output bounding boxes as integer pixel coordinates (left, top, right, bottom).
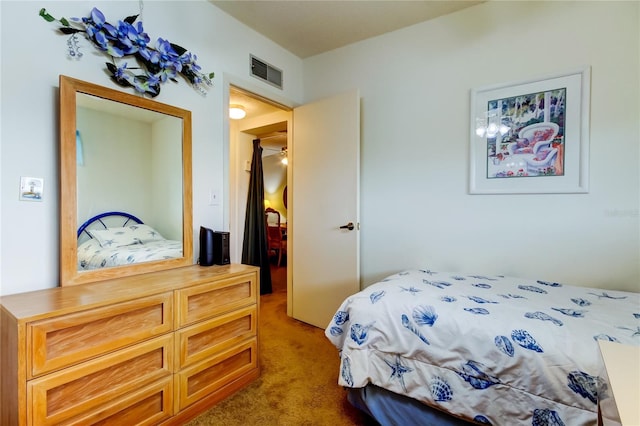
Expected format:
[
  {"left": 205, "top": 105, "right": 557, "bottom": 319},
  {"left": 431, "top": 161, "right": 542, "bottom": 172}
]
[{"left": 185, "top": 264, "right": 376, "bottom": 426}]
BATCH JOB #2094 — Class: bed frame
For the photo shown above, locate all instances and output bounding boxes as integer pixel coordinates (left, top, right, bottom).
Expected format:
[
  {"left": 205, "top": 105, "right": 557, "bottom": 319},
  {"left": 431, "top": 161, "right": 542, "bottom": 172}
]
[{"left": 77, "top": 211, "right": 143, "bottom": 243}]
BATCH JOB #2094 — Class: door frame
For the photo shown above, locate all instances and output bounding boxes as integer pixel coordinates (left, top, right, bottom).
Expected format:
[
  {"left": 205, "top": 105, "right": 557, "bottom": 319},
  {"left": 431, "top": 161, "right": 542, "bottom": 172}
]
[{"left": 223, "top": 74, "right": 295, "bottom": 315}]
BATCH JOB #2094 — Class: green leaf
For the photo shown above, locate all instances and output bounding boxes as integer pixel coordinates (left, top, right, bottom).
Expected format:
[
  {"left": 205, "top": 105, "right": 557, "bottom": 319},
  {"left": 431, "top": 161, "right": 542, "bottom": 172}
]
[
  {"left": 106, "top": 63, "right": 118, "bottom": 74},
  {"left": 60, "top": 17, "right": 70, "bottom": 27},
  {"left": 124, "top": 14, "right": 139, "bottom": 25},
  {"left": 171, "top": 43, "right": 187, "bottom": 56},
  {"left": 208, "top": 72, "right": 215, "bottom": 79},
  {"left": 59, "top": 28, "right": 82, "bottom": 35},
  {"left": 39, "top": 8, "right": 56, "bottom": 22}
]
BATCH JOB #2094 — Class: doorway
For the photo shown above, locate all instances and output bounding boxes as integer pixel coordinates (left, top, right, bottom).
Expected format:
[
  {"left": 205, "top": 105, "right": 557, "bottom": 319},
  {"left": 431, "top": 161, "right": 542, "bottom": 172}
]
[
  {"left": 229, "top": 85, "right": 291, "bottom": 298},
  {"left": 228, "top": 85, "right": 361, "bottom": 328}
]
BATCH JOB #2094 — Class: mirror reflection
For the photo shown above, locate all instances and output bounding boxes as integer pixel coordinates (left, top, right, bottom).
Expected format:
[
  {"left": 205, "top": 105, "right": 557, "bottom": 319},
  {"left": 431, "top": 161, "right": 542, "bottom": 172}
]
[
  {"left": 76, "top": 93, "right": 184, "bottom": 271},
  {"left": 59, "top": 75, "right": 193, "bottom": 286}
]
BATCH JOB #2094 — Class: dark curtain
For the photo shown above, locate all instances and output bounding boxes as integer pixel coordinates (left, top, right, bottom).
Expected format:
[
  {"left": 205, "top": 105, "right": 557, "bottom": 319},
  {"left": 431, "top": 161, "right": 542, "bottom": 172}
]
[{"left": 242, "top": 139, "right": 272, "bottom": 294}]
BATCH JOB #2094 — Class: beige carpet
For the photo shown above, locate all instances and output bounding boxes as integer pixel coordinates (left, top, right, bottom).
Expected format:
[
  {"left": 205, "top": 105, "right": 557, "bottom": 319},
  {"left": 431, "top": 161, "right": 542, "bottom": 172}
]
[{"left": 186, "top": 264, "right": 376, "bottom": 426}]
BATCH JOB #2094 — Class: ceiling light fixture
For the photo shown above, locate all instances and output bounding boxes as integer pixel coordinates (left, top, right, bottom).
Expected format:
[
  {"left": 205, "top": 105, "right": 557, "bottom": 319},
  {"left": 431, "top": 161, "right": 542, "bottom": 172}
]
[{"left": 229, "top": 104, "right": 246, "bottom": 120}]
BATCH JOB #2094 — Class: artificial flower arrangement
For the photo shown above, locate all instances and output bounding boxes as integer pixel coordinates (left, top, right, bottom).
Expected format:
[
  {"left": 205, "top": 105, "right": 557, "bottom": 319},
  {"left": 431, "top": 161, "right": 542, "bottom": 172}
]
[{"left": 40, "top": 7, "right": 214, "bottom": 97}]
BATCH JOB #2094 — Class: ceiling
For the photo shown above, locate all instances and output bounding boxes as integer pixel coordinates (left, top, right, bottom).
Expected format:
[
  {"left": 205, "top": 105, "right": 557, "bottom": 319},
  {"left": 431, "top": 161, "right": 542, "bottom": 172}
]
[
  {"left": 223, "top": 1, "right": 484, "bottom": 151},
  {"left": 210, "top": 1, "right": 484, "bottom": 59}
]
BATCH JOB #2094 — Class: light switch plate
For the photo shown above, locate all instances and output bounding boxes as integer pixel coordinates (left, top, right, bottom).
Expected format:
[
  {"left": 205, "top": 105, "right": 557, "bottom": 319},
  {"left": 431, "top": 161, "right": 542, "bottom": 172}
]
[{"left": 209, "top": 189, "right": 221, "bottom": 206}]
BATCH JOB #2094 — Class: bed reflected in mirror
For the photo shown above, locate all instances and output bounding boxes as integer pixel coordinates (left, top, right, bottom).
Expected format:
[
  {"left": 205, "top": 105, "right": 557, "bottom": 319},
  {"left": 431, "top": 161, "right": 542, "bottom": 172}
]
[{"left": 60, "top": 75, "right": 193, "bottom": 286}]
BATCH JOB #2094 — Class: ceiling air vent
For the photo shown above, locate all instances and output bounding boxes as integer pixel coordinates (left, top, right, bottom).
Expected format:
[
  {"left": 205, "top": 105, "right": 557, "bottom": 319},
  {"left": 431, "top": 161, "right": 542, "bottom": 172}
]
[{"left": 250, "top": 55, "right": 283, "bottom": 89}]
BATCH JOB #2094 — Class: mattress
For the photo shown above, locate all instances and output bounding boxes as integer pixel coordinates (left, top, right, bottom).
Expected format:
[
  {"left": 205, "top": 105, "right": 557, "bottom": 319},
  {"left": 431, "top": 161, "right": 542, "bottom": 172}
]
[
  {"left": 325, "top": 269, "right": 640, "bottom": 425},
  {"left": 77, "top": 238, "right": 183, "bottom": 270}
]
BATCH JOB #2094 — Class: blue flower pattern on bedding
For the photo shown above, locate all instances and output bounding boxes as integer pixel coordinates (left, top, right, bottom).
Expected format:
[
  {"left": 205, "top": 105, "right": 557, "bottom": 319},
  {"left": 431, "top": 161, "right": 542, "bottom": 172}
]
[
  {"left": 567, "top": 371, "right": 601, "bottom": 404},
  {"left": 532, "top": 409, "right": 565, "bottom": 426},
  {"left": 412, "top": 305, "right": 438, "bottom": 326},
  {"left": 572, "top": 298, "right": 592, "bottom": 307},
  {"left": 350, "top": 323, "right": 373, "bottom": 345},
  {"left": 341, "top": 356, "right": 353, "bottom": 387},
  {"left": 499, "top": 293, "right": 527, "bottom": 299},
  {"left": 401, "top": 286, "right": 422, "bottom": 295},
  {"left": 430, "top": 377, "right": 453, "bottom": 401},
  {"left": 618, "top": 325, "right": 640, "bottom": 337},
  {"left": 324, "top": 269, "right": 640, "bottom": 425},
  {"left": 401, "top": 314, "right": 430, "bottom": 345},
  {"left": 464, "top": 307, "right": 490, "bottom": 315},
  {"left": 494, "top": 335, "right": 515, "bottom": 357},
  {"left": 423, "top": 279, "right": 452, "bottom": 289},
  {"left": 470, "top": 275, "right": 498, "bottom": 280},
  {"left": 77, "top": 237, "right": 182, "bottom": 270},
  {"left": 472, "top": 283, "right": 492, "bottom": 289},
  {"left": 466, "top": 295, "right": 497, "bottom": 304},
  {"left": 473, "top": 415, "right": 492, "bottom": 424},
  {"left": 328, "top": 326, "right": 343, "bottom": 336},
  {"left": 525, "top": 311, "right": 563, "bottom": 326},
  {"left": 385, "top": 355, "right": 413, "bottom": 392},
  {"left": 456, "top": 360, "right": 500, "bottom": 389},
  {"left": 593, "top": 334, "right": 619, "bottom": 342},
  {"left": 518, "top": 285, "right": 548, "bottom": 294},
  {"left": 589, "top": 291, "right": 627, "bottom": 300},
  {"left": 552, "top": 307, "right": 586, "bottom": 317},
  {"left": 370, "top": 290, "right": 386, "bottom": 303},
  {"left": 333, "top": 311, "right": 349, "bottom": 325},
  {"left": 537, "top": 280, "right": 562, "bottom": 287},
  {"left": 511, "top": 329, "right": 544, "bottom": 352}
]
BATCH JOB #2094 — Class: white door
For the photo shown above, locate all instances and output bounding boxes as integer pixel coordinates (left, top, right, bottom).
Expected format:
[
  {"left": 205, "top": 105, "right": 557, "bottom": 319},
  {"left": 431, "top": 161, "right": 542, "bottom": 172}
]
[{"left": 291, "top": 90, "right": 360, "bottom": 328}]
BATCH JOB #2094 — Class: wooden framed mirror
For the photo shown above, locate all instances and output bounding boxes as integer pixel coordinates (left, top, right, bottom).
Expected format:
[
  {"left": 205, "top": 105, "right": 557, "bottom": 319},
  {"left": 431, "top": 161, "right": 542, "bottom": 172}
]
[{"left": 59, "top": 75, "right": 193, "bottom": 286}]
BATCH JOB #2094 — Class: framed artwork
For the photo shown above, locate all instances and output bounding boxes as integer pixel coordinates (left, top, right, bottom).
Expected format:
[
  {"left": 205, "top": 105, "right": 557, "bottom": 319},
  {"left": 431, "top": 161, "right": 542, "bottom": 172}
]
[
  {"left": 20, "top": 177, "right": 44, "bottom": 201},
  {"left": 469, "top": 67, "right": 590, "bottom": 194}
]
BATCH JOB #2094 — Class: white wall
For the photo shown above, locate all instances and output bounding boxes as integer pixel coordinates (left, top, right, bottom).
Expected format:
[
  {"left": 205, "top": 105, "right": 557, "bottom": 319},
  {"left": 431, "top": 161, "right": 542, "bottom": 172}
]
[
  {"left": 2, "top": 1, "right": 638, "bottom": 297},
  {"left": 0, "top": 0, "right": 303, "bottom": 295},
  {"left": 150, "top": 115, "right": 183, "bottom": 240},
  {"left": 303, "top": 1, "right": 640, "bottom": 292},
  {"left": 76, "top": 107, "right": 153, "bottom": 223}
]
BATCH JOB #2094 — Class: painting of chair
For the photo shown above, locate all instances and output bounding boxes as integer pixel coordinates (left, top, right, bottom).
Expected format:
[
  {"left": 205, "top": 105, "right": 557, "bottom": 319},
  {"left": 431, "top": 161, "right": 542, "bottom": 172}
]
[{"left": 525, "top": 147, "right": 558, "bottom": 175}]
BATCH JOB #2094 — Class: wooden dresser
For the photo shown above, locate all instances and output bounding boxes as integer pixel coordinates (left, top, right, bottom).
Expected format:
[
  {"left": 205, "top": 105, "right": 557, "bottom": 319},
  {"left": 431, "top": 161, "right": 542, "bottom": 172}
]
[{"left": 0, "top": 264, "right": 260, "bottom": 425}]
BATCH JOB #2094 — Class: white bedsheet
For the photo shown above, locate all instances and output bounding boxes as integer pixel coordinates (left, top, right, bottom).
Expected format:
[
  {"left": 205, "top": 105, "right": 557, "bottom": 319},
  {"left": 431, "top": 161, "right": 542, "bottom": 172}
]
[
  {"left": 325, "top": 269, "right": 640, "bottom": 425},
  {"left": 78, "top": 238, "right": 182, "bottom": 270}
]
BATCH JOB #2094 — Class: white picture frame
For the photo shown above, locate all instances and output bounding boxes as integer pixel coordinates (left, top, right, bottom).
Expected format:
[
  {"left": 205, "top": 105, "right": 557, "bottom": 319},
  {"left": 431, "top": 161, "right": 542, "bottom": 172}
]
[
  {"left": 469, "top": 67, "right": 591, "bottom": 194},
  {"left": 19, "top": 176, "right": 44, "bottom": 201}
]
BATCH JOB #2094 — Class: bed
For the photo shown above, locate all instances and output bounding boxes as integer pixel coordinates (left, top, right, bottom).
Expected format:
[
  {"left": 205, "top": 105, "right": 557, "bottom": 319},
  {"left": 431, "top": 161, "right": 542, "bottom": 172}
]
[
  {"left": 77, "top": 211, "right": 183, "bottom": 270},
  {"left": 325, "top": 269, "right": 639, "bottom": 425}
]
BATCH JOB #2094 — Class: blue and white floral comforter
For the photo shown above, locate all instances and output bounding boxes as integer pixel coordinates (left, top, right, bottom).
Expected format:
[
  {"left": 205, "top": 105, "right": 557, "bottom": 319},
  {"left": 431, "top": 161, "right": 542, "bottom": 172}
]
[
  {"left": 325, "top": 269, "right": 640, "bottom": 425},
  {"left": 77, "top": 238, "right": 183, "bottom": 270}
]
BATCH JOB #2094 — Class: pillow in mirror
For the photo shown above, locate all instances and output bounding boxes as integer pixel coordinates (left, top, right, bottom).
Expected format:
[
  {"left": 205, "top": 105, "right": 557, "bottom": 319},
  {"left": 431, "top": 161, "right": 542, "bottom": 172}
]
[
  {"left": 128, "top": 224, "right": 166, "bottom": 243},
  {"left": 89, "top": 227, "right": 140, "bottom": 248},
  {"left": 90, "top": 225, "right": 165, "bottom": 248}
]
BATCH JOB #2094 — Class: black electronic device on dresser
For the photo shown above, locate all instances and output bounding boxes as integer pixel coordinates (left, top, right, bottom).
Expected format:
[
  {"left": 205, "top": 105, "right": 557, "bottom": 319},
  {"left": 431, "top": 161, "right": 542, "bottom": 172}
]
[{"left": 199, "top": 227, "right": 230, "bottom": 266}]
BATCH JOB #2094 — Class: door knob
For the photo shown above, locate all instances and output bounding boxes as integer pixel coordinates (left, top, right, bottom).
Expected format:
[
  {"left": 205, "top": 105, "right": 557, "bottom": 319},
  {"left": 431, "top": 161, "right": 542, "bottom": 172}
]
[{"left": 339, "top": 222, "right": 355, "bottom": 231}]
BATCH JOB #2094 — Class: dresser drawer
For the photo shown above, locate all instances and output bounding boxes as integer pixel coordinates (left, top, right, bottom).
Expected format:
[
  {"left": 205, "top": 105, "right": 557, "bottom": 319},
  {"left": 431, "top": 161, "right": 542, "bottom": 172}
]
[
  {"left": 27, "top": 334, "right": 174, "bottom": 425},
  {"left": 176, "top": 306, "right": 257, "bottom": 369},
  {"left": 176, "top": 273, "right": 256, "bottom": 327},
  {"left": 175, "top": 338, "right": 258, "bottom": 410},
  {"left": 28, "top": 292, "right": 173, "bottom": 378},
  {"left": 56, "top": 378, "right": 173, "bottom": 426}
]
